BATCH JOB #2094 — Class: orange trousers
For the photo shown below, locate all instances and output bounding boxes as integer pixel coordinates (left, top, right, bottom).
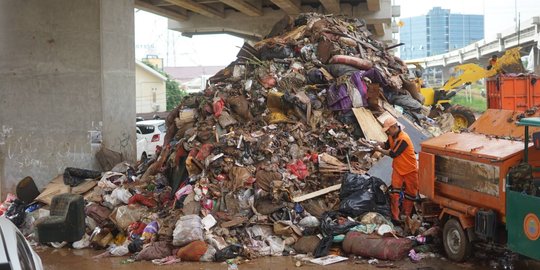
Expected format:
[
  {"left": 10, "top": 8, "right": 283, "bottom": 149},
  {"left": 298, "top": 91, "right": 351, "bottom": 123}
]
[{"left": 389, "top": 170, "right": 419, "bottom": 220}]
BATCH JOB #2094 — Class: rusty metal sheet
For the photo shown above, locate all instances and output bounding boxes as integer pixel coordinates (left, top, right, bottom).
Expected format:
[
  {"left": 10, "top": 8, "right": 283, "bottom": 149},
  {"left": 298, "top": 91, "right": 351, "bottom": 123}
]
[
  {"left": 469, "top": 109, "right": 540, "bottom": 139},
  {"left": 421, "top": 132, "right": 524, "bottom": 160}
]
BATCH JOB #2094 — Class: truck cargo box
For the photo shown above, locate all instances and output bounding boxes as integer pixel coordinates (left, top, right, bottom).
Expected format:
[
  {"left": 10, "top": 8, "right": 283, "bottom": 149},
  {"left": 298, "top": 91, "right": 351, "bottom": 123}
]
[{"left": 486, "top": 75, "right": 540, "bottom": 111}]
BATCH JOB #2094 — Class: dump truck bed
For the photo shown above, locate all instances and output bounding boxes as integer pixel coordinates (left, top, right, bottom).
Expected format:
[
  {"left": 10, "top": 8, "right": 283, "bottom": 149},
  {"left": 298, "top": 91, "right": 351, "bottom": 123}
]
[{"left": 421, "top": 132, "right": 525, "bottom": 160}]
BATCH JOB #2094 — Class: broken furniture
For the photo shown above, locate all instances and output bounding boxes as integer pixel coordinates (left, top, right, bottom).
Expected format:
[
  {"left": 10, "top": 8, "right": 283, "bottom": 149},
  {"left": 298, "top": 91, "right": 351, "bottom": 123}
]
[{"left": 36, "top": 193, "right": 85, "bottom": 243}]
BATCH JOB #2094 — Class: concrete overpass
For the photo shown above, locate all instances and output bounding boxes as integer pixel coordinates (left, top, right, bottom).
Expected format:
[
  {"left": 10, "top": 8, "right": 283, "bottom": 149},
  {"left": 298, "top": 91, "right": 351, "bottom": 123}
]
[
  {"left": 134, "top": 0, "right": 400, "bottom": 42},
  {"left": 407, "top": 17, "right": 540, "bottom": 84}
]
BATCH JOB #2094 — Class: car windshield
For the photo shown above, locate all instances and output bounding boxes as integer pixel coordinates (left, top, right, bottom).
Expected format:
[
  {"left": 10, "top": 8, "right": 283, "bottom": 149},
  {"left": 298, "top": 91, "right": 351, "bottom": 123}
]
[{"left": 137, "top": 125, "right": 155, "bottom": 134}]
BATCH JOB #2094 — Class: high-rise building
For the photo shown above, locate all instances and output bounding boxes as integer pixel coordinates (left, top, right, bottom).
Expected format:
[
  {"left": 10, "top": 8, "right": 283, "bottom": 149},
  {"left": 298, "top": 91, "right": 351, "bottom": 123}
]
[{"left": 399, "top": 7, "right": 484, "bottom": 60}]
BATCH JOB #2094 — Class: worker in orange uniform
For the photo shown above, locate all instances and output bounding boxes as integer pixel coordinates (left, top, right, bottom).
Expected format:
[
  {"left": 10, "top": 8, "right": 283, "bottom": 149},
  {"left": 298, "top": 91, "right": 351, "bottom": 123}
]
[
  {"left": 487, "top": 55, "right": 498, "bottom": 70},
  {"left": 373, "top": 116, "right": 418, "bottom": 222}
]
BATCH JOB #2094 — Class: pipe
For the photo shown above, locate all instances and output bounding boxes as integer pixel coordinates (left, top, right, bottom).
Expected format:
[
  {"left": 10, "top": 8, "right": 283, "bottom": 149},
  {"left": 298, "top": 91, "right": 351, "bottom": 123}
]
[{"left": 439, "top": 197, "right": 479, "bottom": 217}]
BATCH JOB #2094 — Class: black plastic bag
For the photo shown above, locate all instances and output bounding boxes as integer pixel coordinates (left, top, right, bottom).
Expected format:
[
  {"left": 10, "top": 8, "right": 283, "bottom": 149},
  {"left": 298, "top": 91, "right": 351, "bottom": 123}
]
[
  {"left": 215, "top": 244, "right": 243, "bottom": 262},
  {"left": 6, "top": 199, "right": 26, "bottom": 228},
  {"left": 128, "top": 238, "right": 144, "bottom": 253},
  {"left": 320, "top": 211, "right": 359, "bottom": 236},
  {"left": 260, "top": 44, "right": 293, "bottom": 60},
  {"left": 63, "top": 167, "right": 101, "bottom": 187},
  {"left": 313, "top": 236, "right": 333, "bottom": 258},
  {"left": 338, "top": 173, "right": 391, "bottom": 219}
]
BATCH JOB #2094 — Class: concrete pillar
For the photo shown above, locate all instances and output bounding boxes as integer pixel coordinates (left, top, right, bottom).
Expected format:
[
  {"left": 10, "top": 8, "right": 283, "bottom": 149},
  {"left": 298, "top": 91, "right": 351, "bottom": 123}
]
[
  {"left": 497, "top": 33, "right": 505, "bottom": 51},
  {"left": 0, "top": 0, "right": 135, "bottom": 197},
  {"left": 533, "top": 46, "right": 540, "bottom": 75}
]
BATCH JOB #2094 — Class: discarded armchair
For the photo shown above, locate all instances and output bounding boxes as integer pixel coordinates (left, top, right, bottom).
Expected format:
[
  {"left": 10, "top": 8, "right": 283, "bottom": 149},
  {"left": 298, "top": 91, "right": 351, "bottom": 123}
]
[{"left": 36, "top": 193, "right": 85, "bottom": 243}]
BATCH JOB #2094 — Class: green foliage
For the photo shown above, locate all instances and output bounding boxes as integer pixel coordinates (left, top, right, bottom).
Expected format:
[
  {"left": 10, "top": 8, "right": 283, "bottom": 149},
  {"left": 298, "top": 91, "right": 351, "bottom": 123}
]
[
  {"left": 142, "top": 61, "right": 187, "bottom": 110},
  {"left": 451, "top": 84, "right": 486, "bottom": 113}
]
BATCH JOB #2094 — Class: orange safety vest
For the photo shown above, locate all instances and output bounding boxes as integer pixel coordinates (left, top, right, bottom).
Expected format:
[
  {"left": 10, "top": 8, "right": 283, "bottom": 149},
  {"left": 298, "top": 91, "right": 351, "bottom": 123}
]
[{"left": 388, "top": 130, "right": 417, "bottom": 175}]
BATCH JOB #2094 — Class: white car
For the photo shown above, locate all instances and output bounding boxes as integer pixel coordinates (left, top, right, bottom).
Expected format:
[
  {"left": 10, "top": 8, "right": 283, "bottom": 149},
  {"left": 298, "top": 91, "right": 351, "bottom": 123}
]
[
  {"left": 0, "top": 217, "right": 43, "bottom": 270},
  {"left": 136, "top": 120, "right": 166, "bottom": 159},
  {"left": 136, "top": 127, "right": 150, "bottom": 162}
]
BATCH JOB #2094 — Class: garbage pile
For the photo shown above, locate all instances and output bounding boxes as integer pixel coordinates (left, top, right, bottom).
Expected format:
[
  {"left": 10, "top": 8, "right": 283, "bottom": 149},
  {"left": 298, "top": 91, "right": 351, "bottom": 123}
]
[{"left": 3, "top": 13, "right": 448, "bottom": 266}]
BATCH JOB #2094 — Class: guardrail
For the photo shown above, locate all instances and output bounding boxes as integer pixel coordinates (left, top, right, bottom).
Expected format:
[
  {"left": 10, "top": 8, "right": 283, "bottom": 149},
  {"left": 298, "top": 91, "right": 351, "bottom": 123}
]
[{"left": 406, "top": 17, "right": 540, "bottom": 68}]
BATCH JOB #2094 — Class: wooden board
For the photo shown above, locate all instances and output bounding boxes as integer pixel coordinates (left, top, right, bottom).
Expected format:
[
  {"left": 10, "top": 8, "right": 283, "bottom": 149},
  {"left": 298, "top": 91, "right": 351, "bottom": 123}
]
[
  {"left": 292, "top": 184, "right": 341, "bottom": 202},
  {"left": 34, "top": 175, "right": 71, "bottom": 205},
  {"left": 382, "top": 101, "right": 402, "bottom": 118},
  {"left": 72, "top": 180, "right": 97, "bottom": 195},
  {"left": 376, "top": 111, "right": 394, "bottom": 125},
  {"left": 352, "top": 107, "right": 388, "bottom": 142},
  {"left": 469, "top": 109, "right": 540, "bottom": 139}
]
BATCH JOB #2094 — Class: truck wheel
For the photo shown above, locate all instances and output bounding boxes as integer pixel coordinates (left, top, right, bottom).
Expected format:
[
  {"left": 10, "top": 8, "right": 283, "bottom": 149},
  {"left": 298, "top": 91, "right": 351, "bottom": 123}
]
[
  {"left": 449, "top": 105, "right": 476, "bottom": 130},
  {"left": 140, "top": 153, "right": 147, "bottom": 163},
  {"left": 443, "top": 219, "right": 472, "bottom": 262}
]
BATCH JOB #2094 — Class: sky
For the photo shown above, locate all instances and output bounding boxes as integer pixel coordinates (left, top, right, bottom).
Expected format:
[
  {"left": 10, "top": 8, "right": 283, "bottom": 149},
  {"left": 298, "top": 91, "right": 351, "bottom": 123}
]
[
  {"left": 134, "top": 10, "right": 243, "bottom": 67},
  {"left": 135, "top": 0, "right": 540, "bottom": 67}
]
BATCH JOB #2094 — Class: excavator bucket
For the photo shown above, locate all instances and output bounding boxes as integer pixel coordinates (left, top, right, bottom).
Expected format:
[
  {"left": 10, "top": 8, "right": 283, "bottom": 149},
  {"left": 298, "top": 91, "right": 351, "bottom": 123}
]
[{"left": 492, "top": 47, "right": 526, "bottom": 75}]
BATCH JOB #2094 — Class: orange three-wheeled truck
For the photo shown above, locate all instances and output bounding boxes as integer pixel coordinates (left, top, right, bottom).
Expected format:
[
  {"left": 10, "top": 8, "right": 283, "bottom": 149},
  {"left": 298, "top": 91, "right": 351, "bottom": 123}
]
[{"left": 418, "top": 111, "right": 540, "bottom": 262}]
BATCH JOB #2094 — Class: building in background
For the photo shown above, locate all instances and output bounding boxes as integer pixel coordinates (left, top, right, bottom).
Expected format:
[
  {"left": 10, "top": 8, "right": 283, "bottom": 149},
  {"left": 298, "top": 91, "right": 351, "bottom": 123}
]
[
  {"left": 135, "top": 61, "right": 167, "bottom": 113},
  {"left": 164, "top": 66, "right": 224, "bottom": 93},
  {"left": 400, "top": 7, "right": 484, "bottom": 60}
]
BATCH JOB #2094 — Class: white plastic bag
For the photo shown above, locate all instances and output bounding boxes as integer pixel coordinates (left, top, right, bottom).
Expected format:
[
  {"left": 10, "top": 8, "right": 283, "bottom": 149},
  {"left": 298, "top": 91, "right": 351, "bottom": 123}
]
[
  {"left": 113, "top": 205, "right": 145, "bottom": 230},
  {"left": 200, "top": 245, "right": 217, "bottom": 262},
  {"left": 104, "top": 187, "right": 132, "bottom": 206},
  {"left": 110, "top": 245, "right": 130, "bottom": 256},
  {"left": 72, "top": 234, "right": 91, "bottom": 249},
  {"left": 172, "top": 214, "right": 203, "bottom": 246},
  {"left": 266, "top": 235, "right": 285, "bottom": 256}
]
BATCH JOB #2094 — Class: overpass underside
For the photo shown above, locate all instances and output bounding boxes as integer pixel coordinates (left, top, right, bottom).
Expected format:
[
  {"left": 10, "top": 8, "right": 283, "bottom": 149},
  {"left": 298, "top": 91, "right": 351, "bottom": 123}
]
[{"left": 135, "top": 0, "right": 399, "bottom": 43}]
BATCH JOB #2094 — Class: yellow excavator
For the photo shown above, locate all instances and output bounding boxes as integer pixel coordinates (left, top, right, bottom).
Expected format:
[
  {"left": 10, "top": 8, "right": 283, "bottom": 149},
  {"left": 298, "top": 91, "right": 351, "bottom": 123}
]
[{"left": 408, "top": 47, "right": 524, "bottom": 129}]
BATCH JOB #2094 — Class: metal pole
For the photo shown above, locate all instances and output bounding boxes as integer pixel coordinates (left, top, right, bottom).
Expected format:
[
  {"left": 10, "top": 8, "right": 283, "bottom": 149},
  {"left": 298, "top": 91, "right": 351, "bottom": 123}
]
[
  {"left": 525, "top": 125, "right": 529, "bottom": 163},
  {"left": 517, "top": 13, "right": 521, "bottom": 46}
]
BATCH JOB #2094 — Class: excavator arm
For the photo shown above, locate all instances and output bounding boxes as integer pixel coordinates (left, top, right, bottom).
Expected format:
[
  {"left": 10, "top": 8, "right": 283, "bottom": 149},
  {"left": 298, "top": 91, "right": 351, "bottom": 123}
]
[{"left": 441, "top": 47, "right": 524, "bottom": 91}]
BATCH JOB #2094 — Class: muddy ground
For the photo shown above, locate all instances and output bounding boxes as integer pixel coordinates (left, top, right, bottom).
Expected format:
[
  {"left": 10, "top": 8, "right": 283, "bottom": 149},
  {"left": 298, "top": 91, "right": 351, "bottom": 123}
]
[{"left": 37, "top": 247, "right": 490, "bottom": 270}]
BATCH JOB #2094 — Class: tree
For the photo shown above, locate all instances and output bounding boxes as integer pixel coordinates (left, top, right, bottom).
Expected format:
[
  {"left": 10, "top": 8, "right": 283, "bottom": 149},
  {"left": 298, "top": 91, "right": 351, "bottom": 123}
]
[{"left": 142, "top": 61, "right": 187, "bottom": 111}]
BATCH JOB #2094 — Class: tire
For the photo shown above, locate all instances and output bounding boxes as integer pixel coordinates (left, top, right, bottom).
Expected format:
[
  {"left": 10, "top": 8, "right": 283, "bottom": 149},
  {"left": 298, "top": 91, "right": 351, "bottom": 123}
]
[
  {"left": 140, "top": 152, "right": 147, "bottom": 163},
  {"left": 448, "top": 105, "right": 476, "bottom": 130},
  {"left": 443, "top": 219, "right": 472, "bottom": 262}
]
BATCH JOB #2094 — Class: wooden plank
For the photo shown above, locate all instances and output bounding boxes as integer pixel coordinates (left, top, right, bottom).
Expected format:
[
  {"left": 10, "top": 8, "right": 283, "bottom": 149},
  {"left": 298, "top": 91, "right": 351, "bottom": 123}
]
[
  {"left": 292, "top": 184, "right": 341, "bottom": 202},
  {"left": 72, "top": 180, "right": 97, "bottom": 195},
  {"left": 382, "top": 101, "right": 402, "bottom": 118},
  {"left": 376, "top": 111, "right": 393, "bottom": 125},
  {"left": 34, "top": 175, "right": 71, "bottom": 205},
  {"left": 352, "top": 107, "right": 388, "bottom": 142},
  {"left": 220, "top": 216, "right": 248, "bottom": 228}
]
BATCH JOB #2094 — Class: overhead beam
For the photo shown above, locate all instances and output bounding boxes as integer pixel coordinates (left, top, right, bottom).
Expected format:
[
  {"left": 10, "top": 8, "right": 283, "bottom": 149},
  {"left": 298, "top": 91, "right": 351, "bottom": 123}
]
[
  {"left": 318, "top": 0, "right": 340, "bottom": 14},
  {"left": 165, "top": 0, "right": 225, "bottom": 18},
  {"left": 270, "top": 0, "right": 301, "bottom": 15},
  {"left": 151, "top": 0, "right": 175, "bottom": 7},
  {"left": 367, "top": 0, "right": 381, "bottom": 11},
  {"left": 135, "top": 0, "right": 188, "bottom": 21},
  {"left": 219, "top": 0, "right": 262, "bottom": 16},
  {"left": 373, "top": 23, "right": 385, "bottom": 36}
]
